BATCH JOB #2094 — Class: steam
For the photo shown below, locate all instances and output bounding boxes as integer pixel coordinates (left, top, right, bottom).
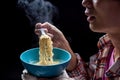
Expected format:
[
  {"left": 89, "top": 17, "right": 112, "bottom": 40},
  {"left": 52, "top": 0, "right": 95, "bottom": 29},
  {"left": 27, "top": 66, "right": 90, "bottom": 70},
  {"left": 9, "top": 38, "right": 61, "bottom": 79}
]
[{"left": 17, "top": 0, "right": 59, "bottom": 26}]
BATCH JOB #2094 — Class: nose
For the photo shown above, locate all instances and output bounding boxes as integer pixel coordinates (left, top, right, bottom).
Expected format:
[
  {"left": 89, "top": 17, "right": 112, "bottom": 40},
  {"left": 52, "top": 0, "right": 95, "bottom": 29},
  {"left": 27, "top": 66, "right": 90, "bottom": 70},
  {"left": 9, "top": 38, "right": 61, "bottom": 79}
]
[{"left": 82, "top": 0, "right": 92, "bottom": 8}]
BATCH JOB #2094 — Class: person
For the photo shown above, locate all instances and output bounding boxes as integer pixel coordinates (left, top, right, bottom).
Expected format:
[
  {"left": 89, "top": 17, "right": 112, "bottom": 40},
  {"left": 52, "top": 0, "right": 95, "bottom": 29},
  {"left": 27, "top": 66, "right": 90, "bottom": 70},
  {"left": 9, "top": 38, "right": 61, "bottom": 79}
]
[{"left": 21, "top": 0, "right": 120, "bottom": 80}]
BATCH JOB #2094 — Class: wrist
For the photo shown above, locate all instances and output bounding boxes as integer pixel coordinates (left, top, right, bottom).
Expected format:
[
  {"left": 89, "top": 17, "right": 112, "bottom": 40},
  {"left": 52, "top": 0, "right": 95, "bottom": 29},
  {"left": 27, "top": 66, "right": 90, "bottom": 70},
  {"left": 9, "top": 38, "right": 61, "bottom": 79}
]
[{"left": 66, "top": 52, "right": 77, "bottom": 71}]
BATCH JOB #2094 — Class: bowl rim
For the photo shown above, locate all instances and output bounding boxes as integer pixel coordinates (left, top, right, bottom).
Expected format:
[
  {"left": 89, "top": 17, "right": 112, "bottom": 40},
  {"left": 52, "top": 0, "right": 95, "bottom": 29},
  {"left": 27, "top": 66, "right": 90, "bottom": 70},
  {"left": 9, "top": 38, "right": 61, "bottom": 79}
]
[{"left": 20, "top": 47, "right": 71, "bottom": 66}]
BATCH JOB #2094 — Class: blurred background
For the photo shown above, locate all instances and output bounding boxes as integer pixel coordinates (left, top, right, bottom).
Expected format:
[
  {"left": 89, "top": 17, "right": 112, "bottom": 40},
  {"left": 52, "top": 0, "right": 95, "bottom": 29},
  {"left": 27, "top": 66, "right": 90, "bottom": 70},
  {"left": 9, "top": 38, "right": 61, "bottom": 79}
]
[{"left": 2, "top": 0, "right": 104, "bottom": 80}]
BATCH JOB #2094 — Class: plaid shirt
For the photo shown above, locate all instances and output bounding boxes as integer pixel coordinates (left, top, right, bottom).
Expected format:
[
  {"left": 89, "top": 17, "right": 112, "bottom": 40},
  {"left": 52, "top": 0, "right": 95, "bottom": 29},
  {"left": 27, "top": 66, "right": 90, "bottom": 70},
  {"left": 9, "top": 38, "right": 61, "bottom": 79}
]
[{"left": 67, "top": 34, "right": 120, "bottom": 80}]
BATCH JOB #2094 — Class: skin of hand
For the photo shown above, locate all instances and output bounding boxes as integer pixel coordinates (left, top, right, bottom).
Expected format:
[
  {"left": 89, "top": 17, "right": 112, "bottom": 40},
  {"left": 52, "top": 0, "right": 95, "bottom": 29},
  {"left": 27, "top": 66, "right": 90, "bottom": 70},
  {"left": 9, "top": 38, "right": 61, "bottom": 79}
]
[
  {"left": 35, "top": 22, "right": 77, "bottom": 71},
  {"left": 22, "top": 69, "right": 74, "bottom": 80}
]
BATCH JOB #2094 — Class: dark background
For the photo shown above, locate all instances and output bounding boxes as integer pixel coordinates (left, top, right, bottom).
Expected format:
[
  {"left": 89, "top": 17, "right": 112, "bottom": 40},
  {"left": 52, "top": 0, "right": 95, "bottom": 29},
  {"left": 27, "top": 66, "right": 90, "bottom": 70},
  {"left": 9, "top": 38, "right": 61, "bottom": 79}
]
[{"left": 2, "top": 0, "right": 104, "bottom": 80}]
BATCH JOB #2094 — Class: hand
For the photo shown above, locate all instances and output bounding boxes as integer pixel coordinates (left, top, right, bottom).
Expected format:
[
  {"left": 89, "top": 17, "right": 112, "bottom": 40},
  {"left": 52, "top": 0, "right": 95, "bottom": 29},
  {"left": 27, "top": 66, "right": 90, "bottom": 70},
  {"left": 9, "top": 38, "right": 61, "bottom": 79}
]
[
  {"left": 21, "top": 69, "right": 52, "bottom": 80},
  {"left": 35, "top": 22, "right": 71, "bottom": 50},
  {"left": 35, "top": 22, "right": 77, "bottom": 71},
  {"left": 21, "top": 69, "right": 38, "bottom": 80},
  {"left": 21, "top": 69, "right": 74, "bottom": 80}
]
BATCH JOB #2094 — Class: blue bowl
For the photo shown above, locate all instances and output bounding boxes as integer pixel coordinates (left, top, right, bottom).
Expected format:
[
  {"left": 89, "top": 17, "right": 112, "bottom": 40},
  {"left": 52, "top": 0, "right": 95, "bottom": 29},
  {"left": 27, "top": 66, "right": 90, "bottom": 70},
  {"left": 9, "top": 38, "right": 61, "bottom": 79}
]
[{"left": 20, "top": 47, "right": 71, "bottom": 77}]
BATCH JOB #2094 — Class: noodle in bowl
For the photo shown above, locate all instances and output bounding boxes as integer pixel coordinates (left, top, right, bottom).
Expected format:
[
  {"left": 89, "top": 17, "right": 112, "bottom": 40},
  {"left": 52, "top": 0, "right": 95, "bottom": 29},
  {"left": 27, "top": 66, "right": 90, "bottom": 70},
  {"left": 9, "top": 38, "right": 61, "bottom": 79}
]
[{"left": 20, "top": 47, "right": 71, "bottom": 77}]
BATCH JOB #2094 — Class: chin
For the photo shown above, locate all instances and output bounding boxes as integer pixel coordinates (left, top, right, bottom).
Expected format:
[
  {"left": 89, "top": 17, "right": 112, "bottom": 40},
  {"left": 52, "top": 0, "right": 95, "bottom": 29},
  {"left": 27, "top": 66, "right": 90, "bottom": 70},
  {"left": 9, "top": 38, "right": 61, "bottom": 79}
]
[{"left": 89, "top": 24, "right": 103, "bottom": 33}]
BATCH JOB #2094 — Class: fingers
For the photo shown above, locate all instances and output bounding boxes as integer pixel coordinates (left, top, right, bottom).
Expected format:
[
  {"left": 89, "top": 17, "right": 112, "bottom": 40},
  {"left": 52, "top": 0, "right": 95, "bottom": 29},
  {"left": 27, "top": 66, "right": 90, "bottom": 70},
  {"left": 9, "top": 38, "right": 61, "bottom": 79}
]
[
  {"left": 35, "top": 22, "right": 56, "bottom": 37},
  {"left": 35, "top": 22, "right": 50, "bottom": 36},
  {"left": 35, "top": 22, "right": 52, "bottom": 30},
  {"left": 21, "top": 73, "right": 38, "bottom": 80},
  {"left": 23, "top": 69, "right": 28, "bottom": 74},
  {"left": 21, "top": 69, "right": 38, "bottom": 80}
]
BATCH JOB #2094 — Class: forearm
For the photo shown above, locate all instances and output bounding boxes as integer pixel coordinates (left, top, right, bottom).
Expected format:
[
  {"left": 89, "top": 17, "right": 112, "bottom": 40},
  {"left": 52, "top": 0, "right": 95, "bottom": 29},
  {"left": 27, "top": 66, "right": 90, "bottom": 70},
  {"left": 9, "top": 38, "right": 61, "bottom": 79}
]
[
  {"left": 66, "top": 48, "right": 77, "bottom": 71},
  {"left": 56, "top": 34, "right": 78, "bottom": 71},
  {"left": 54, "top": 32, "right": 77, "bottom": 70},
  {"left": 67, "top": 53, "right": 89, "bottom": 80}
]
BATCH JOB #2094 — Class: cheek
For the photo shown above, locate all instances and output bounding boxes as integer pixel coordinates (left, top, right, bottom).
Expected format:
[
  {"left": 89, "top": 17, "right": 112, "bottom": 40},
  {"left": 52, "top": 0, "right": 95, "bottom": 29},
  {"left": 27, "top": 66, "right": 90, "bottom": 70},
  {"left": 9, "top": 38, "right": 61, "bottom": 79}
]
[
  {"left": 104, "top": 4, "right": 120, "bottom": 25},
  {"left": 105, "top": 11, "right": 120, "bottom": 27},
  {"left": 97, "top": 6, "right": 120, "bottom": 26}
]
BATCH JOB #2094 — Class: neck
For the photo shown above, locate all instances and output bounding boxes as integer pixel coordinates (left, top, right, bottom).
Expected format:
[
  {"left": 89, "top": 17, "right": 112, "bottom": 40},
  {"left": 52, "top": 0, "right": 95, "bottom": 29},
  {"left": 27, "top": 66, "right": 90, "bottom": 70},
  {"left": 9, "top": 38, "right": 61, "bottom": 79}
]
[{"left": 108, "top": 33, "right": 120, "bottom": 62}]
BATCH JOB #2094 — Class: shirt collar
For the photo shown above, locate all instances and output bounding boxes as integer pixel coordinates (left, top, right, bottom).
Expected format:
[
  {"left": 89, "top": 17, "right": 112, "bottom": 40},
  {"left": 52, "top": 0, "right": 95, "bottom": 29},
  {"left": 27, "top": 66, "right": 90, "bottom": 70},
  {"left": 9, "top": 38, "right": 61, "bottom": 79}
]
[{"left": 97, "top": 34, "right": 113, "bottom": 50}]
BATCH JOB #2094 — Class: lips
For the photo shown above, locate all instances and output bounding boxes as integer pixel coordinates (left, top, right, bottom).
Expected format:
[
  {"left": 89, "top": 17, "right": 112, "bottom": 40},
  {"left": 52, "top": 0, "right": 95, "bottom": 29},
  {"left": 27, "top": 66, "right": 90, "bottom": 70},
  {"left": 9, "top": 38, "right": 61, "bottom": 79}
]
[
  {"left": 85, "top": 9, "right": 96, "bottom": 23},
  {"left": 87, "top": 16, "right": 96, "bottom": 23}
]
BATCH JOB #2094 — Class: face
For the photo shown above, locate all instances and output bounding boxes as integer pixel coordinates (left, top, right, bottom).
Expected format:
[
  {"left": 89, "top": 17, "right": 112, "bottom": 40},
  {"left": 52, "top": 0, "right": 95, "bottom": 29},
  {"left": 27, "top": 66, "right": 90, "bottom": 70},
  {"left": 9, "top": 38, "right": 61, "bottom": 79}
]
[{"left": 82, "top": 0, "right": 120, "bottom": 34}]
